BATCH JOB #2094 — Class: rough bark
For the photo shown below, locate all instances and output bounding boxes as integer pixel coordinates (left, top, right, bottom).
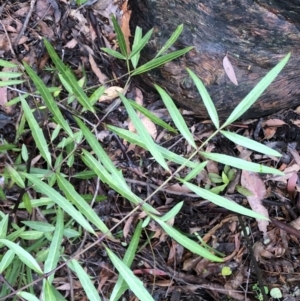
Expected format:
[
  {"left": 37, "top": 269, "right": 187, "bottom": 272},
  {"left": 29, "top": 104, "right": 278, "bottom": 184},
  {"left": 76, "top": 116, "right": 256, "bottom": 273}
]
[{"left": 129, "top": 0, "right": 300, "bottom": 119}]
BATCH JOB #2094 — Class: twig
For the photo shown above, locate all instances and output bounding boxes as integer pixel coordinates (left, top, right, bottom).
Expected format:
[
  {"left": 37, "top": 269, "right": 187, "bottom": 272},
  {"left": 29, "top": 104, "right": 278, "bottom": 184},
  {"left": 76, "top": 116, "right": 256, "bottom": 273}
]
[
  {"left": 13, "top": 0, "right": 37, "bottom": 47},
  {"left": 0, "top": 20, "right": 15, "bottom": 57},
  {"left": 238, "top": 215, "right": 268, "bottom": 301}
]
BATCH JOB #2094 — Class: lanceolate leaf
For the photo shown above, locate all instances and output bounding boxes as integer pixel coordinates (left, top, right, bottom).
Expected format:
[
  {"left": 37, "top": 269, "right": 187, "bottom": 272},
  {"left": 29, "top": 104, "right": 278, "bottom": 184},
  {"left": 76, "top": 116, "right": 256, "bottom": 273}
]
[
  {"left": 23, "top": 62, "right": 74, "bottom": 138},
  {"left": 155, "top": 24, "right": 184, "bottom": 58},
  {"left": 152, "top": 217, "right": 223, "bottom": 262},
  {"left": 106, "top": 247, "right": 154, "bottom": 301},
  {"left": 187, "top": 68, "right": 219, "bottom": 129},
  {"left": 111, "top": 15, "right": 128, "bottom": 57},
  {"left": 44, "top": 207, "right": 64, "bottom": 283},
  {"left": 0, "top": 239, "right": 43, "bottom": 274},
  {"left": 221, "top": 130, "right": 282, "bottom": 157},
  {"left": 22, "top": 173, "right": 95, "bottom": 234},
  {"left": 107, "top": 125, "right": 198, "bottom": 168},
  {"left": 130, "top": 26, "right": 143, "bottom": 68},
  {"left": 223, "top": 53, "right": 290, "bottom": 126},
  {"left": 110, "top": 221, "right": 143, "bottom": 301},
  {"left": 155, "top": 85, "right": 196, "bottom": 148},
  {"left": 0, "top": 80, "right": 24, "bottom": 87},
  {"left": 68, "top": 259, "right": 102, "bottom": 301},
  {"left": 132, "top": 47, "right": 193, "bottom": 76},
  {"left": 129, "top": 28, "right": 153, "bottom": 60},
  {"left": 20, "top": 96, "right": 52, "bottom": 166},
  {"left": 120, "top": 93, "right": 169, "bottom": 170},
  {"left": 181, "top": 180, "right": 269, "bottom": 220},
  {"left": 43, "top": 39, "right": 94, "bottom": 112},
  {"left": 56, "top": 174, "right": 112, "bottom": 236},
  {"left": 200, "top": 152, "right": 284, "bottom": 175},
  {"left": 128, "top": 100, "right": 178, "bottom": 133}
]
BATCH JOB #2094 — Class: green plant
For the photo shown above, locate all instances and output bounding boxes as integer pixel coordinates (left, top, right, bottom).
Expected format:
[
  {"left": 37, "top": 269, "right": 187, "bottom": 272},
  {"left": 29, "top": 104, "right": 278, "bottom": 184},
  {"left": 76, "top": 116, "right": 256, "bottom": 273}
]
[
  {"left": 253, "top": 283, "right": 269, "bottom": 301},
  {"left": 0, "top": 15, "right": 290, "bottom": 301}
]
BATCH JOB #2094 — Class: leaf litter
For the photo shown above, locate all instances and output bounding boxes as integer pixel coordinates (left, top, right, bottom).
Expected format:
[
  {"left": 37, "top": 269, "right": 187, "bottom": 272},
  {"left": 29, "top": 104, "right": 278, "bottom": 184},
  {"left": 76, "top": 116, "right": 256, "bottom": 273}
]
[{"left": 0, "top": 1, "right": 299, "bottom": 301}]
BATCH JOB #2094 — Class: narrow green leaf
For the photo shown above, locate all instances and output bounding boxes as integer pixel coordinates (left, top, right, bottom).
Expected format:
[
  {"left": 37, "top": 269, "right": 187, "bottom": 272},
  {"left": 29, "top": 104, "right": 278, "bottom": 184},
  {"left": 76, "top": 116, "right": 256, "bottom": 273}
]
[
  {"left": 111, "top": 15, "right": 128, "bottom": 57},
  {"left": 20, "top": 96, "right": 52, "bottom": 166},
  {"left": 23, "top": 62, "right": 74, "bottom": 137},
  {"left": 0, "top": 144, "right": 16, "bottom": 151},
  {"left": 76, "top": 117, "right": 129, "bottom": 176},
  {"left": 130, "top": 26, "right": 143, "bottom": 68},
  {"left": 101, "top": 48, "right": 126, "bottom": 60},
  {"left": 0, "top": 249, "right": 15, "bottom": 273},
  {"left": 43, "top": 280, "right": 57, "bottom": 301},
  {"left": 68, "top": 259, "right": 102, "bottom": 301},
  {"left": 22, "top": 192, "right": 32, "bottom": 214},
  {"left": 0, "top": 239, "right": 43, "bottom": 274},
  {"left": 56, "top": 174, "right": 112, "bottom": 236},
  {"left": 184, "top": 161, "right": 207, "bottom": 182},
  {"left": 128, "top": 100, "right": 177, "bottom": 133},
  {"left": 81, "top": 150, "right": 158, "bottom": 214},
  {"left": 43, "top": 39, "right": 95, "bottom": 112},
  {"left": 107, "top": 125, "right": 197, "bottom": 168},
  {"left": 17, "top": 292, "right": 40, "bottom": 301},
  {"left": 129, "top": 28, "right": 153, "bottom": 60},
  {"left": 0, "top": 72, "right": 22, "bottom": 78},
  {"left": 152, "top": 217, "right": 223, "bottom": 262},
  {"left": 120, "top": 93, "right": 169, "bottom": 170},
  {"left": 0, "top": 215, "right": 8, "bottom": 239},
  {"left": 110, "top": 221, "right": 143, "bottom": 301},
  {"left": 44, "top": 207, "right": 64, "bottom": 283},
  {"left": 187, "top": 68, "right": 219, "bottom": 129},
  {"left": 159, "top": 201, "right": 183, "bottom": 222},
  {"left": 155, "top": 24, "right": 184, "bottom": 58},
  {"left": 0, "top": 80, "right": 24, "bottom": 86},
  {"left": 22, "top": 173, "right": 95, "bottom": 234},
  {"left": 181, "top": 180, "right": 269, "bottom": 220},
  {"left": 155, "top": 85, "right": 196, "bottom": 148},
  {"left": 223, "top": 53, "right": 290, "bottom": 126},
  {"left": 220, "top": 130, "right": 282, "bottom": 157},
  {"left": 132, "top": 47, "right": 193, "bottom": 76},
  {"left": 19, "top": 231, "right": 44, "bottom": 240},
  {"left": 21, "top": 221, "right": 55, "bottom": 232},
  {"left": 6, "top": 163, "right": 25, "bottom": 188},
  {"left": 0, "top": 59, "right": 18, "bottom": 67},
  {"left": 200, "top": 152, "right": 284, "bottom": 175},
  {"left": 106, "top": 247, "right": 154, "bottom": 301}
]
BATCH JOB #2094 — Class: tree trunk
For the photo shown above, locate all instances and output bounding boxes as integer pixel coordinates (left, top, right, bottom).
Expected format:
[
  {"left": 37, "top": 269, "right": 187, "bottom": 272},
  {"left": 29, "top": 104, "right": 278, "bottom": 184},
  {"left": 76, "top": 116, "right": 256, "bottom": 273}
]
[{"left": 129, "top": 0, "right": 300, "bottom": 119}]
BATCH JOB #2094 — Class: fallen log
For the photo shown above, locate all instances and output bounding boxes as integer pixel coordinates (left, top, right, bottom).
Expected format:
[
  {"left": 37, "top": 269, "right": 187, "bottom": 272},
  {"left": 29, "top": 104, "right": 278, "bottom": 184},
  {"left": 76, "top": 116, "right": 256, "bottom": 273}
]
[{"left": 128, "top": 0, "right": 300, "bottom": 119}]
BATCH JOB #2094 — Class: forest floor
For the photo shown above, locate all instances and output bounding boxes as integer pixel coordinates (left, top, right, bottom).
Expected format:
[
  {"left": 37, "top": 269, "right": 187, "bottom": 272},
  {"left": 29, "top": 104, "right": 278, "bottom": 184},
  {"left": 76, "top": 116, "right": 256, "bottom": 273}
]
[{"left": 0, "top": 1, "right": 300, "bottom": 301}]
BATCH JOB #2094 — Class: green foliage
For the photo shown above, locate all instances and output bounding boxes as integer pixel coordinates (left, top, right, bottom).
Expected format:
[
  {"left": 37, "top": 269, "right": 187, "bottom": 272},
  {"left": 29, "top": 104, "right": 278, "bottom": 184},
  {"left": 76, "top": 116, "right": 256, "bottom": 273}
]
[{"left": 0, "top": 15, "right": 290, "bottom": 301}]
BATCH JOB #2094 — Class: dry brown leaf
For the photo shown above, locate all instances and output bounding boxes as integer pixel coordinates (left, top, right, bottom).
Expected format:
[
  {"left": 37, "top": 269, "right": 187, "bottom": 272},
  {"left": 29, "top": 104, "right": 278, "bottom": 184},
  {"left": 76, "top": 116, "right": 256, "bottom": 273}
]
[
  {"left": 121, "top": 0, "right": 132, "bottom": 54},
  {"left": 287, "top": 172, "right": 297, "bottom": 194},
  {"left": 64, "top": 38, "right": 78, "bottom": 49},
  {"left": 269, "top": 164, "right": 300, "bottom": 182},
  {"left": 241, "top": 171, "right": 269, "bottom": 238},
  {"left": 128, "top": 88, "right": 157, "bottom": 139},
  {"left": 89, "top": 54, "right": 108, "bottom": 84},
  {"left": 263, "top": 119, "right": 286, "bottom": 127},
  {"left": 99, "top": 86, "right": 123, "bottom": 103},
  {"left": 262, "top": 126, "right": 277, "bottom": 139},
  {"left": 223, "top": 54, "right": 238, "bottom": 86}
]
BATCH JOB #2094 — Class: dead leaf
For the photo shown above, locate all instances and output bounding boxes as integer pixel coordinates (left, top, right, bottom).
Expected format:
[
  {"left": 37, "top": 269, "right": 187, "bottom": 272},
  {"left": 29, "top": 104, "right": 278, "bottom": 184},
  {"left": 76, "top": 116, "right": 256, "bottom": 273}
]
[
  {"left": 121, "top": 0, "right": 132, "bottom": 54},
  {"left": 223, "top": 54, "right": 238, "bottom": 86},
  {"left": 262, "top": 119, "right": 286, "bottom": 127},
  {"left": 99, "top": 86, "right": 123, "bottom": 103},
  {"left": 89, "top": 54, "right": 108, "bottom": 84},
  {"left": 262, "top": 126, "right": 277, "bottom": 139},
  {"left": 241, "top": 171, "right": 269, "bottom": 238}
]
